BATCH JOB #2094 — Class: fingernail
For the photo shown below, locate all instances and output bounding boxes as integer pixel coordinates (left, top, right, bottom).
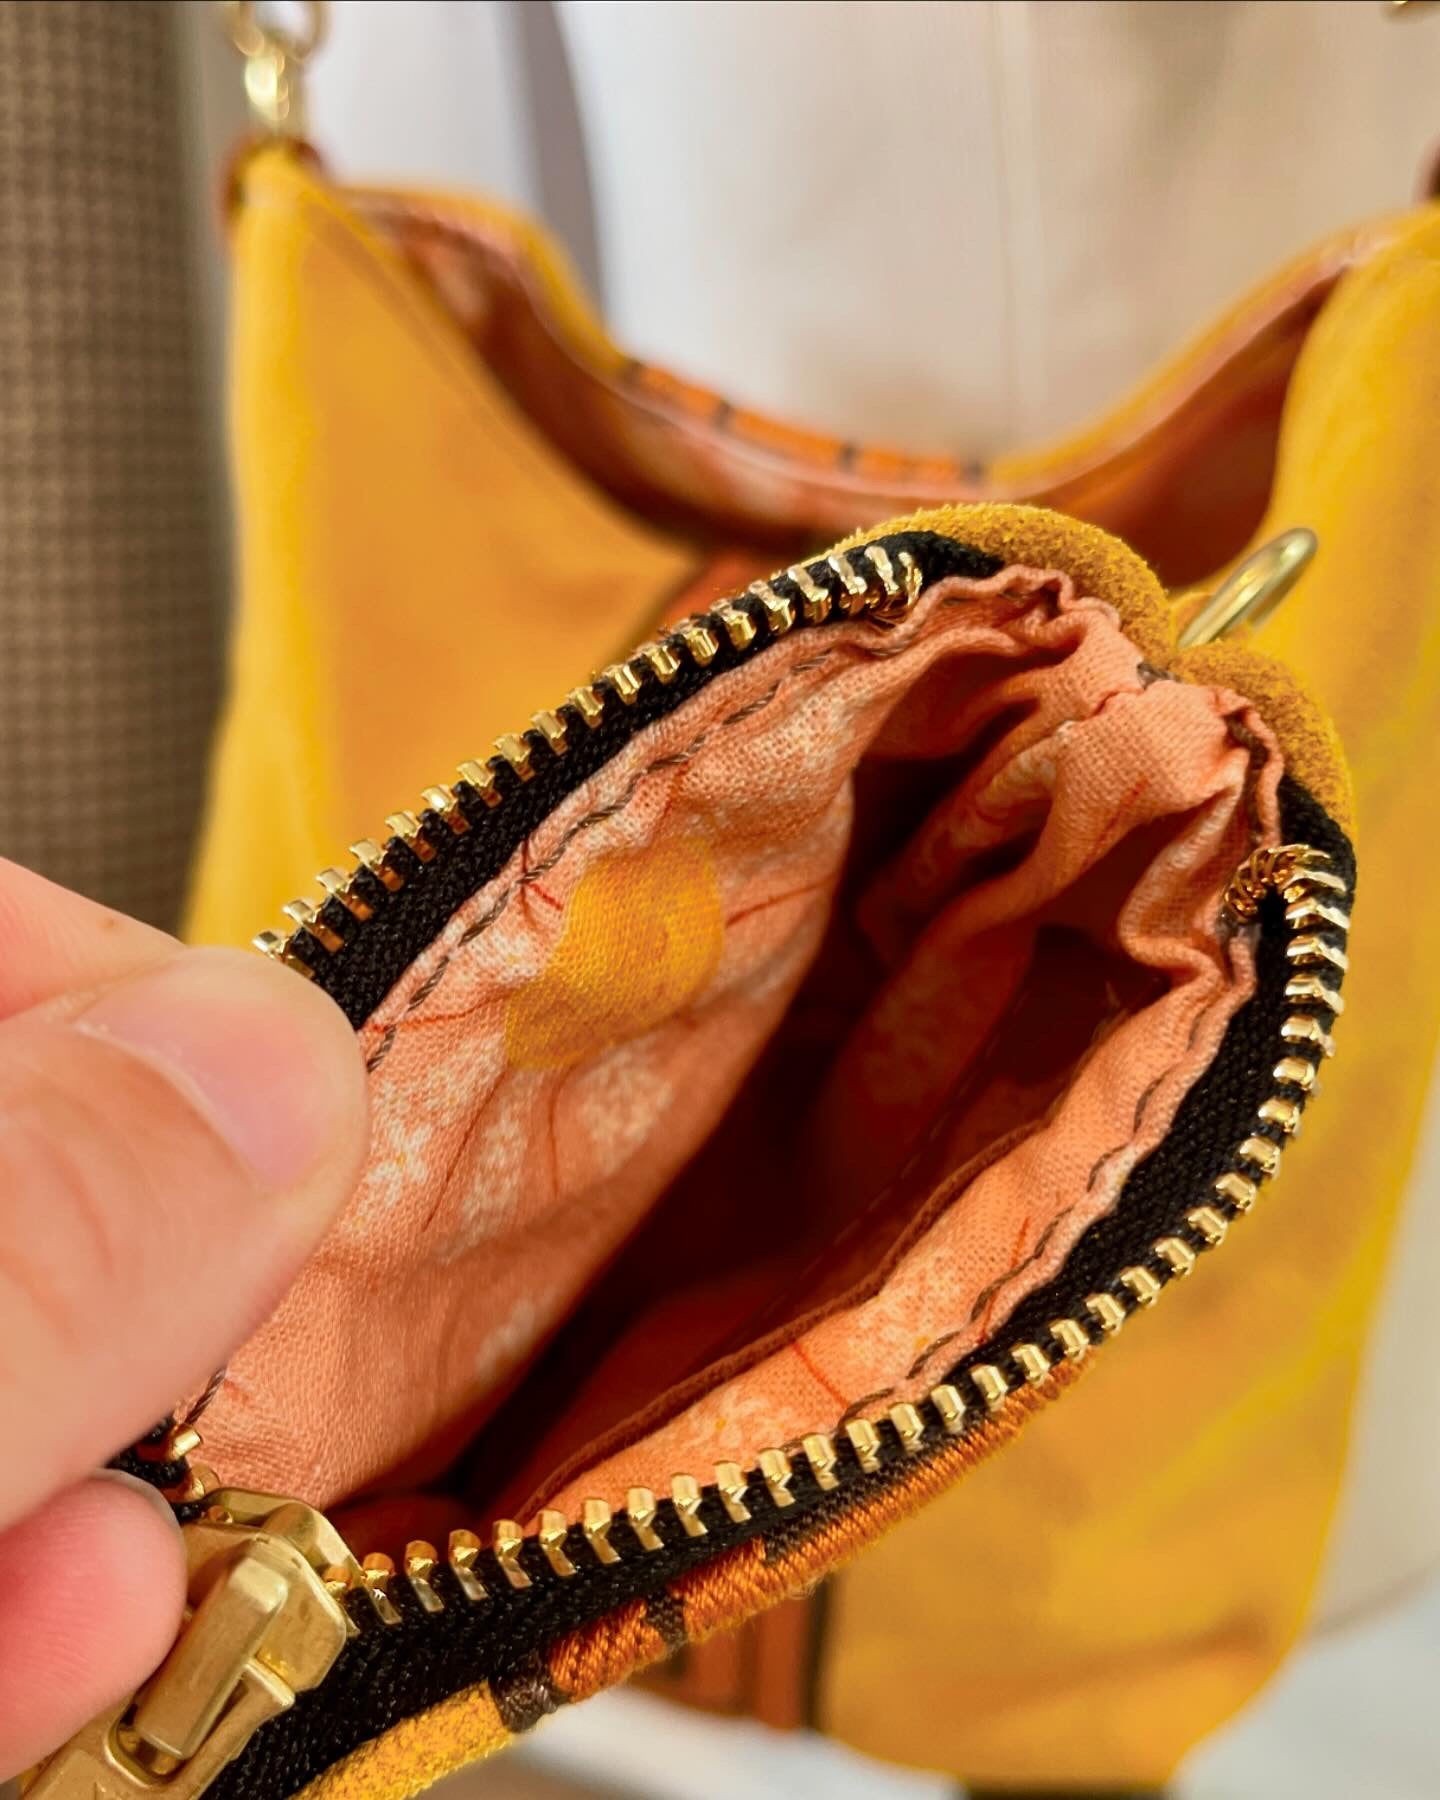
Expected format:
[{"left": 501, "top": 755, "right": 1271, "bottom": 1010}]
[{"left": 76, "top": 948, "right": 361, "bottom": 1188}]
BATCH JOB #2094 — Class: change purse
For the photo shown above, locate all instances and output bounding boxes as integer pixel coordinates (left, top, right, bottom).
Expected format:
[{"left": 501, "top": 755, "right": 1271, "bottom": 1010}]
[{"left": 30, "top": 485, "right": 1354, "bottom": 1800}]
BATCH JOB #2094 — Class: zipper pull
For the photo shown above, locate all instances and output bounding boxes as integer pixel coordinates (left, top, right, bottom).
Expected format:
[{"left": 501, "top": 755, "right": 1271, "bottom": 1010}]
[{"left": 22, "top": 1490, "right": 360, "bottom": 1800}]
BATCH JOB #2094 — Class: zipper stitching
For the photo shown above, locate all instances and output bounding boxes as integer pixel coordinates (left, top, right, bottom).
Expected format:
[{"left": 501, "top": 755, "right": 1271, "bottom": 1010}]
[{"left": 253, "top": 530, "right": 1003, "bottom": 1026}]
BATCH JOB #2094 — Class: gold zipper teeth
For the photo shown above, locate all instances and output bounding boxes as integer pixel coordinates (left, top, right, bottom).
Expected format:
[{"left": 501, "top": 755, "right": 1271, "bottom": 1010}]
[
  {"left": 253, "top": 546, "right": 921, "bottom": 979},
  {"left": 252, "top": 839, "right": 1346, "bottom": 1624}
]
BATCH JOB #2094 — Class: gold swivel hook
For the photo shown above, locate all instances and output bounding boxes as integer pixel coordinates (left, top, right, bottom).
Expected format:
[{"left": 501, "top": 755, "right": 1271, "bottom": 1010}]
[{"left": 221, "top": 1, "right": 328, "bottom": 138}]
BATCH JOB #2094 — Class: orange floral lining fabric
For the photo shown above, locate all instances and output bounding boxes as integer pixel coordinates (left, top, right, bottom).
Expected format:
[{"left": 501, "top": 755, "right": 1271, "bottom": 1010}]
[{"left": 203, "top": 568, "right": 1277, "bottom": 1516}]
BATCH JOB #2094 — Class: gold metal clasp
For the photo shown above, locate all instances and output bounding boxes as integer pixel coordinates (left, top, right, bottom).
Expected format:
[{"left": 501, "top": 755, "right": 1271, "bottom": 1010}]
[
  {"left": 22, "top": 1491, "right": 359, "bottom": 1800},
  {"left": 222, "top": 2, "right": 328, "bottom": 137},
  {"left": 1176, "top": 527, "right": 1318, "bottom": 650}
]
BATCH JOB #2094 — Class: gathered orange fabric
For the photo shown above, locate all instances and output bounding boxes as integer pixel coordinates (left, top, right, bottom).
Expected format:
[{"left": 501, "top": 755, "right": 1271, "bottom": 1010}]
[{"left": 200, "top": 563, "right": 1274, "bottom": 1527}]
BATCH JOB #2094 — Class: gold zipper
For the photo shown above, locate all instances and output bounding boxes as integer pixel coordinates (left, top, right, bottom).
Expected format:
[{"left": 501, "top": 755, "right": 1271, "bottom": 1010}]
[
  {"left": 26, "top": 835, "right": 1348, "bottom": 1800},
  {"left": 251, "top": 543, "right": 925, "bottom": 983}
]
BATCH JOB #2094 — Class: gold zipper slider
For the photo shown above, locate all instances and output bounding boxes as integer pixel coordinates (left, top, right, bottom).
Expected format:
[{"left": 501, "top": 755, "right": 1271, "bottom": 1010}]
[{"left": 23, "top": 1491, "right": 359, "bottom": 1800}]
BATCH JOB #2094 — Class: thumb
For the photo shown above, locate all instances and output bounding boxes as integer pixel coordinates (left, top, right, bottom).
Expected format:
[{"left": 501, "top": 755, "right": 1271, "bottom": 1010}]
[{"left": 0, "top": 945, "right": 368, "bottom": 1527}]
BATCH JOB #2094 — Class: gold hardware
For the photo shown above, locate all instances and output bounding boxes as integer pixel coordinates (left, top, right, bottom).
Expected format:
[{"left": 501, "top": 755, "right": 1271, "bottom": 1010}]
[
  {"left": 1154, "top": 1237, "right": 1197, "bottom": 1278},
  {"left": 566, "top": 686, "right": 606, "bottom": 729},
  {"left": 748, "top": 581, "right": 795, "bottom": 634},
  {"left": 1238, "top": 1135, "right": 1283, "bottom": 1178},
  {"left": 539, "top": 1510, "right": 578, "bottom": 1574},
  {"left": 1119, "top": 1267, "right": 1163, "bottom": 1308},
  {"left": 626, "top": 1487, "right": 664, "bottom": 1551},
  {"left": 680, "top": 624, "right": 720, "bottom": 665},
  {"left": 862, "top": 544, "right": 900, "bottom": 600},
  {"left": 971, "top": 1364, "right": 1009, "bottom": 1410},
  {"left": 641, "top": 643, "right": 682, "bottom": 684},
  {"left": 385, "top": 813, "right": 437, "bottom": 862},
  {"left": 1215, "top": 1170, "right": 1259, "bottom": 1211},
  {"left": 316, "top": 866, "right": 373, "bottom": 920},
  {"left": 1285, "top": 898, "right": 1351, "bottom": 934},
  {"left": 1086, "top": 1293, "right": 1126, "bottom": 1335},
  {"left": 758, "top": 1448, "right": 796, "bottom": 1507},
  {"left": 492, "top": 1522, "right": 531, "bottom": 1590},
  {"left": 252, "top": 929, "right": 314, "bottom": 979},
  {"left": 403, "top": 1541, "right": 443, "bottom": 1614},
  {"left": 1287, "top": 934, "right": 1349, "bottom": 976},
  {"left": 716, "top": 603, "right": 757, "bottom": 650},
  {"left": 930, "top": 1384, "right": 967, "bottom": 1432},
  {"left": 845, "top": 1419, "right": 883, "bottom": 1473},
  {"left": 1224, "top": 843, "right": 1340, "bottom": 926},
  {"left": 1177, "top": 527, "right": 1317, "bottom": 650},
  {"left": 493, "top": 735, "right": 534, "bottom": 780},
  {"left": 1281, "top": 1015, "right": 1335, "bottom": 1058},
  {"left": 447, "top": 1529, "right": 488, "bottom": 1604},
  {"left": 802, "top": 1433, "right": 841, "bottom": 1488},
  {"left": 787, "top": 562, "right": 832, "bottom": 623},
  {"left": 862, "top": 544, "right": 922, "bottom": 623},
  {"left": 581, "top": 1500, "right": 620, "bottom": 1565},
  {"left": 455, "top": 761, "right": 501, "bottom": 813},
  {"left": 1049, "top": 1319, "right": 1090, "bottom": 1361},
  {"left": 716, "top": 1462, "right": 753, "bottom": 1520},
  {"left": 827, "top": 552, "right": 869, "bottom": 613},
  {"left": 888, "top": 1402, "right": 926, "bottom": 1453},
  {"left": 671, "top": 1476, "right": 708, "bottom": 1537},
  {"left": 422, "top": 786, "right": 471, "bottom": 835},
  {"left": 1273, "top": 1056, "right": 1319, "bottom": 1093},
  {"left": 25, "top": 1489, "right": 354, "bottom": 1800},
  {"left": 601, "top": 662, "right": 643, "bottom": 704},
  {"left": 164, "top": 1464, "right": 218, "bottom": 1507},
  {"left": 359, "top": 1553, "right": 401, "bottom": 1625},
  {"left": 1187, "top": 1205, "right": 1229, "bottom": 1246},
  {"left": 1285, "top": 973, "right": 1345, "bottom": 1015},
  {"left": 1258, "top": 1094, "right": 1303, "bottom": 1136},
  {"left": 280, "top": 899, "right": 342, "bottom": 954},
  {"left": 222, "top": 1, "right": 327, "bottom": 138},
  {"left": 531, "top": 712, "right": 568, "bottom": 754},
  {"left": 1285, "top": 865, "right": 1349, "bottom": 901},
  {"left": 136, "top": 1425, "right": 204, "bottom": 1465},
  {"left": 1010, "top": 1344, "right": 1051, "bottom": 1384}
]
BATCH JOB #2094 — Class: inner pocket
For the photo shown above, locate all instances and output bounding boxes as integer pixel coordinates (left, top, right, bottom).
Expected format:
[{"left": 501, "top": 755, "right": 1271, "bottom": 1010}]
[{"left": 200, "top": 565, "right": 1276, "bottom": 1533}]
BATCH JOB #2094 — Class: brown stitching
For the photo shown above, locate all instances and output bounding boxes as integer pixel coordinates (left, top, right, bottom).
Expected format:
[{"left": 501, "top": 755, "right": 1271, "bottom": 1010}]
[
  {"left": 643, "top": 1588, "right": 689, "bottom": 1656},
  {"left": 1223, "top": 709, "right": 1272, "bottom": 843},
  {"left": 1131, "top": 1074, "right": 1164, "bottom": 1135},
  {"left": 906, "top": 1330, "right": 962, "bottom": 1381},
  {"left": 837, "top": 1389, "right": 896, "bottom": 1427},
  {"left": 965, "top": 1207, "right": 1074, "bottom": 1329}
]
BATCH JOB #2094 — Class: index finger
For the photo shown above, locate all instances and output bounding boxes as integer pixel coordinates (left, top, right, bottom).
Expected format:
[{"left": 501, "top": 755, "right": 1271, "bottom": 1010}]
[{"left": 0, "top": 859, "right": 178, "bottom": 1020}]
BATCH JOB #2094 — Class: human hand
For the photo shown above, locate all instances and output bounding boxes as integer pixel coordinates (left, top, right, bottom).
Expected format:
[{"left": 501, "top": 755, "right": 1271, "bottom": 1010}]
[{"left": 0, "top": 858, "right": 368, "bottom": 1776}]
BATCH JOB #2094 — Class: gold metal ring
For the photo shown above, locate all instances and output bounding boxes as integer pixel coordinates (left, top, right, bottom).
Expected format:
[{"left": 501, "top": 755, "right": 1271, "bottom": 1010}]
[
  {"left": 1176, "top": 527, "right": 1318, "bottom": 650},
  {"left": 223, "top": 1, "right": 328, "bottom": 62},
  {"left": 220, "top": 1, "right": 328, "bottom": 137}
]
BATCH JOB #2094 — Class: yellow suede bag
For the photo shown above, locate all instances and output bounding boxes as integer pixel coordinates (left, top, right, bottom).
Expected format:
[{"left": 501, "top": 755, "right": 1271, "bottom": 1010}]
[
  {"left": 34, "top": 28, "right": 1440, "bottom": 1800},
  {"left": 159, "top": 126, "right": 1427, "bottom": 1799}
]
